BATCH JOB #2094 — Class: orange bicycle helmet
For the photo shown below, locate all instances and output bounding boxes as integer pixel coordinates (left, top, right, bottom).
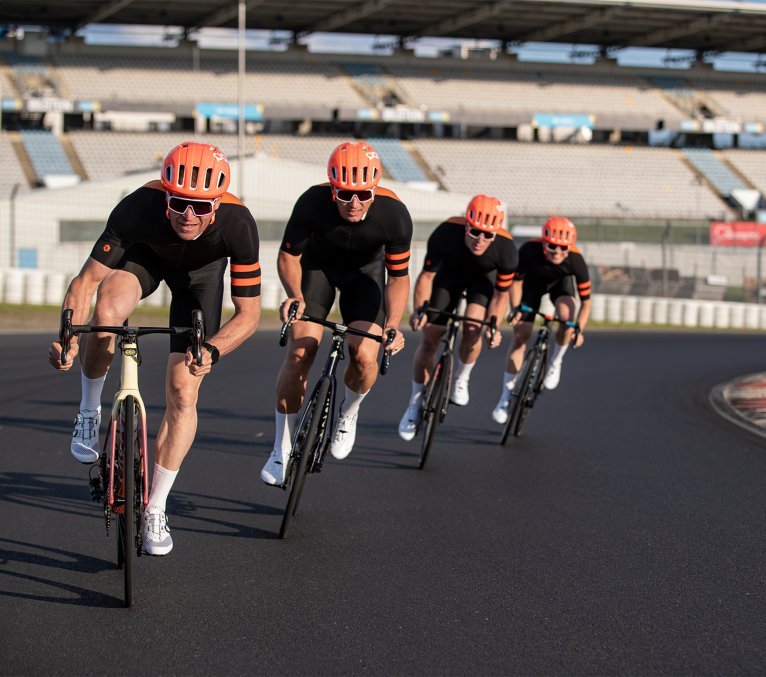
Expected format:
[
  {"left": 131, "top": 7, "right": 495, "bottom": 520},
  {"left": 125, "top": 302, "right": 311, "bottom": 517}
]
[
  {"left": 161, "top": 142, "right": 230, "bottom": 199},
  {"left": 542, "top": 216, "right": 577, "bottom": 246},
  {"left": 466, "top": 194, "right": 505, "bottom": 233},
  {"left": 327, "top": 141, "right": 382, "bottom": 191}
]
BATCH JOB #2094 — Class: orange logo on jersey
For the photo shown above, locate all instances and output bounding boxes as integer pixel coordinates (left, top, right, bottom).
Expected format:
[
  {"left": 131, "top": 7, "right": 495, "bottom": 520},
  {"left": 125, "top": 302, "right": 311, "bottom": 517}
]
[
  {"left": 103, "top": 244, "right": 111, "bottom": 252},
  {"left": 285, "top": 242, "right": 292, "bottom": 249}
]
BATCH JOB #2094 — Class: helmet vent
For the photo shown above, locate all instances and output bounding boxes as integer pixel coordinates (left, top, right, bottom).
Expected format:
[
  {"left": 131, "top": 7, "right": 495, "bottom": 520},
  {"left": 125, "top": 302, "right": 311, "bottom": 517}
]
[
  {"left": 177, "top": 164, "right": 185, "bottom": 187},
  {"left": 217, "top": 172, "right": 226, "bottom": 189},
  {"left": 190, "top": 166, "right": 199, "bottom": 189},
  {"left": 204, "top": 168, "right": 213, "bottom": 191}
]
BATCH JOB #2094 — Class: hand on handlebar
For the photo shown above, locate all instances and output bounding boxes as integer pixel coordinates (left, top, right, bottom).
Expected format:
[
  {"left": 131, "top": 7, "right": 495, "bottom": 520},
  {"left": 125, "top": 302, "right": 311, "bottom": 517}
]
[
  {"left": 484, "top": 316, "right": 501, "bottom": 349},
  {"left": 279, "top": 297, "right": 305, "bottom": 324},
  {"left": 49, "top": 340, "right": 78, "bottom": 371},
  {"left": 384, "top": 327, "right": 405, "bottom": 355}
]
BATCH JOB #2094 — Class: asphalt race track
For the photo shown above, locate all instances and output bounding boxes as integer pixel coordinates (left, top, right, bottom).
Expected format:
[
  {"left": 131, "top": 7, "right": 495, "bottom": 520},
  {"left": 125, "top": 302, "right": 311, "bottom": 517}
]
[{"left": 1, "top": 329, "right": 765, "bottom": 675}]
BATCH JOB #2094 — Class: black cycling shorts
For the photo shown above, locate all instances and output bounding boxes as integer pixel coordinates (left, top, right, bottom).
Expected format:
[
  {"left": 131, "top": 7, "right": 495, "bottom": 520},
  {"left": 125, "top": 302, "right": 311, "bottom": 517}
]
[
  {"left": 300, "top": 252, "right": 386, "bottom": 327},
  {"left": 427, "top": 270, "right": 494, "bottom": 326},
  {"left": 519, "top": 275, "right": 575, "bottom": 321},
  {"left": 115, "top": 243, "right": 226, "bottom": 353}
]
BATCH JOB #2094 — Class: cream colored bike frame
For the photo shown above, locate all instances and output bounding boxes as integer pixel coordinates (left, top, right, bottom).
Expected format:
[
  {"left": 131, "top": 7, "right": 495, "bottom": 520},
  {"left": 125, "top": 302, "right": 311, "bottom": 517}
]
[{"left": 107, "top": 335, "right": 149, "bottom": 508}]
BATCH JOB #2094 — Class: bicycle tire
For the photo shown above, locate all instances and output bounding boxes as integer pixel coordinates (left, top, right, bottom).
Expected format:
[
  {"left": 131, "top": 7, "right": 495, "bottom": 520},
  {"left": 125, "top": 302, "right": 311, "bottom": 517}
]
[
  {"left": 117, "top": 396, "right": 136, "bottom": 607},
  {"left": 418, "top": 356, "right": 448, "bottom": 470},
  {"left": 513, "top": 350, "right": 543, "bottom": 438},
  {"left": 501, "top": 351, "right": 535, "bottom": 444},
  {"left": 279, "top": 378, "right": 331, "bottom": 539}
]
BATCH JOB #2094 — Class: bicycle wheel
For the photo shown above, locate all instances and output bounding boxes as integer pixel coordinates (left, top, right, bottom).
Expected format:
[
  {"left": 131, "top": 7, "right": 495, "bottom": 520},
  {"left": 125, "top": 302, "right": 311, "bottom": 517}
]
[
  {"left": 116, "top": 395, "right": 136, "bottom": 607},
  {"left": 501, "top": 351, "right": 535, "bottom": 444},
  {"left": 418, "top": 354, "right": 449, "bottom": 470},
  {"left": 279, "top": 378, "right": 331, "bottom": 539},
  {"left": 513, "top": 351, "right": 543, "bottom": 438}
]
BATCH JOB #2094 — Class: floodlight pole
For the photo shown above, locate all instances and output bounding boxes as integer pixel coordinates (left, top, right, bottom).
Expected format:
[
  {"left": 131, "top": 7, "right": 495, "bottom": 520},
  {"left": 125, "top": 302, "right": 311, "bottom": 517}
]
[{"left": 238, "top": 0, "right": 246, "bottom": 201}]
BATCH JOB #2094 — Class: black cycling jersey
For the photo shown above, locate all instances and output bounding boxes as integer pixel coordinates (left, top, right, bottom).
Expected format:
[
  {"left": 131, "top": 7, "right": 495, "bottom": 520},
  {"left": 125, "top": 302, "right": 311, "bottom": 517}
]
[
  {"left": 280, "top": 184, "right": 412, "bottom": 278},
  {"left": 90, "top": 181, "right": 261, "bottom": 298},
  {"left": 423, "top": 218, "right": 518, "bottom": 292},
  {"left": 515, "top": 239, "right": 591, "bottom": 301},
  {"left": 89, "top": 180, "right": 261, "bottom": 352}
]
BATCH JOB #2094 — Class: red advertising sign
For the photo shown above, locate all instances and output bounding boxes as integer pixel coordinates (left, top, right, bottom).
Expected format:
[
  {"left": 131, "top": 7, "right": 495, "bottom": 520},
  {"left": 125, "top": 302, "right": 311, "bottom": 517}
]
[{"left": 710, "top": 221, "right": 766, "bottom": 247}]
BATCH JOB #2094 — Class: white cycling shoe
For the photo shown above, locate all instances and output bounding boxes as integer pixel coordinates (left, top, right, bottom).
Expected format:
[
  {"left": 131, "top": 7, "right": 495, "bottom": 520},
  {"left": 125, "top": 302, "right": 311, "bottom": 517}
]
[
  {"left": 330, "top": 411, "right": 358, "bottom": 460},
  {"left": 398, "top": 403, "right": 421, "bottom": 441},
  {"left": 449, "top": 379, "right": 470, "bottom": 406},
  {"left": 492, "top": 398, "right": 510, "bottom": 425},
  {"left": 261, "top": 447, "right": 290, "bottom": 486},
  {"left": 71, "top": 408, "right": 101, "bottom": 464},
  {"left": 143, "top": 509, "right": 173, "bottom": 556},
  {"left": 543, "top": 362, "right": 562, "bottom": 390}
]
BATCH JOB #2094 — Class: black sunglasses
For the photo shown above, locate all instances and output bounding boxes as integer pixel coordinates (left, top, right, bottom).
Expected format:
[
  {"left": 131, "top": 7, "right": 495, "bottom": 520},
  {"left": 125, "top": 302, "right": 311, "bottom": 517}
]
[
  {"left": 467, "top": 227, "right": 496, "bottom": 241},
  {"left": 335, "top": 188, "right": 375, "bottom": 203},
  {"left": 545, "top": 243, "right": 569, "bottom": 252},
  {"left": 166, "top": 194, "right": 217, "bottom": 216}
]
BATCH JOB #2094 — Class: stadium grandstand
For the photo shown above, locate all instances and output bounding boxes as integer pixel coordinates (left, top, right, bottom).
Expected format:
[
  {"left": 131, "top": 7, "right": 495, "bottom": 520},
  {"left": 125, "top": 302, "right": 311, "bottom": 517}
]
[{"left": 3, "top": 0, "right": 766, "bottom": 316}]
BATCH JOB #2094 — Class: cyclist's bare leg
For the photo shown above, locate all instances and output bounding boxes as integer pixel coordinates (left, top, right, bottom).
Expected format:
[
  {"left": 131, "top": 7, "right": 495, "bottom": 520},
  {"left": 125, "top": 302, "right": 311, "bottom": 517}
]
[
  {"left": 344, "top": 321, "right": 383, "bottom": 394},
  {"left": 79, "top": 270, "right": 142, "bottom": 378},
  {"left": 154, "top": 353, "right": 205, "bottom": 471},
  {"left": 506, "top": 320, "right": 533, "bottom": 374},
  {"left": 412, "top": 323, "right": 446, "bottom": 385},
  {"left": 275, "top": 320, "right": 323, "bottom": 414},
  {"left": 457, "top": 302, "right": 487, "bottom": 365},
  {"left": 553, "top": 296, "right": 577, "bottom": 345}
]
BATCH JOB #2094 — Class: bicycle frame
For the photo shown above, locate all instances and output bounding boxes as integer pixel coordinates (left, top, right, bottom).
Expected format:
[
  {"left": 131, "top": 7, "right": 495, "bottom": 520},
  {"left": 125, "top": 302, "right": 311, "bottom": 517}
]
[
  {"left": 501, "top": 306, "right": 577, "bottom": 442},
  {"left": 105, "top": 331, "right": 149, "bottom": 513}
]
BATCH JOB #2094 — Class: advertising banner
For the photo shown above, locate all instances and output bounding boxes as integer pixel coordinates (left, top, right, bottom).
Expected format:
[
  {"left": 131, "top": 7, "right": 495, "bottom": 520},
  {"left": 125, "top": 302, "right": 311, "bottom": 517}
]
[{"left": 710, "top": 221, "right": 766, "bottom": 247}]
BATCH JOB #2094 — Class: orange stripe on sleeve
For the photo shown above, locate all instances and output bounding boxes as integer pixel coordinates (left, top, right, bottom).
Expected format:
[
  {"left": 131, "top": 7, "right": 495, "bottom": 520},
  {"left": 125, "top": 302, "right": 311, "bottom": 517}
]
[
  {"left": 386, "top": 261, "right": 409, "bottom": 271},
  {"left": 231, "top": 276, "right": 262, "bottom": 287},
  {"left": 231, "top": 262, "right": 261, "bottom": 273},
  {"left": 385, "top": 250, "right": 410, "bottom": 261}
]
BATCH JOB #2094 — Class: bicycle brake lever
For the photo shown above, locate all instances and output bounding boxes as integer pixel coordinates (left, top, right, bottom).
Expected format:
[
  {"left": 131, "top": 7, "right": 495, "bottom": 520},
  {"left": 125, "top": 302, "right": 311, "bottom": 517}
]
[
  {"left": 279, "top": 301, "right": 300, "bottom": 347},
  {"left": 379, "top": 328, "right": 397, "bottom": 375},
  {"left": 60, "top": 309, "right": 73, "bottom": 365}
]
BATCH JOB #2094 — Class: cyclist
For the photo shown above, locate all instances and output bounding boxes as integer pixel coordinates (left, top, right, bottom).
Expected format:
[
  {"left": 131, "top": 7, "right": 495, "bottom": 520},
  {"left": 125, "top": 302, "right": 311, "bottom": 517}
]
[
  {"left": 492, "top": 216, "right": 591, "bottom": 424},
  {"left": 48, "top": 142, "right": 262, "bottom": 555},
  {"left": 398, "top": 194, "right": 517, "bottom": 440},
  {"left": 261, "top": 140, "right": 412, "bottom": 485}
]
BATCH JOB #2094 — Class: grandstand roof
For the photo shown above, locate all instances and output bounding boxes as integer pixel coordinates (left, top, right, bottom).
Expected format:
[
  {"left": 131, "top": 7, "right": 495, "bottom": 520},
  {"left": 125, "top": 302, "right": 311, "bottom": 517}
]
[{"left": 5, "top": 0, "right": 766, "bottom": 56}]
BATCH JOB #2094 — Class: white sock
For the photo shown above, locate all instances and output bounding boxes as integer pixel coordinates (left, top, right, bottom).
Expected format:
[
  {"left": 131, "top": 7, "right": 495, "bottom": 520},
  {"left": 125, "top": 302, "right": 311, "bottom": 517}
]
[
  {"left": 453, "top": 357, "right": 475, "bottom": 383},
  {"left": 148, "top": 464, "right": 178, "bottom": 513},
  {"left": 274, "top": 410, "right": 298, "bottom": 454},
  {"left": 80, "top": 370, "right": 107, "bottom": 412},
  {"left": 550, "top": 341, "right": 569, "bottom": 367},
  {"left": 340, "top": 386, "right": 368, "bottom": 418},
  {"left": 502, "top": 371, "right": 516, "bottom": 398},
  {"left": 410, "top": 380, "right": 425, "bottom": 406}
]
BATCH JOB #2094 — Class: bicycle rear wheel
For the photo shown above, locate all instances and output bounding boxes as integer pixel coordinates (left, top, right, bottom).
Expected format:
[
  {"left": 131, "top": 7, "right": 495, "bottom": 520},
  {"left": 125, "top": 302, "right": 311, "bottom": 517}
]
[
  {"left": 418, "top": 354, "right": 449, "bottom": 470},
  {"left": 279, "top": 378, "right": 331, "bottom": 539},
  {"left": 116, "top": 395, "right": 136, "bottom": 607}
]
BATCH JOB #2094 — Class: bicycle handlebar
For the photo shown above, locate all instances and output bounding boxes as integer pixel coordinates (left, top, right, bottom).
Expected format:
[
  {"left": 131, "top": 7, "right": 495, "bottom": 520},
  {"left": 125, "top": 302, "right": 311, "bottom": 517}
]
[
  {"left": 59, "top": 308, "right": 206, "bottom": 366},
  {"left": 510, "top": 304, "right": 580, "bottom": 344},
  {"left": 415, "top": 301, "right": 497, "bottom": 330},
  {"left": 278, "top": 301, "right": 397, "bottom": 375}
]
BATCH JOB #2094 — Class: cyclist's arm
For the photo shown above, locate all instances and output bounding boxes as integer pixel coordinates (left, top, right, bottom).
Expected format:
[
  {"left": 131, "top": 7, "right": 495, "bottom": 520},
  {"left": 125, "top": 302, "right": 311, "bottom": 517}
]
[
  {"left": 509, "top": 279, "right": 523, "bottom": 317},
  {"left": 187, "top": 295, "right": 261, "bottom": 374},
  {"left": 277, "top": 250, "right": 305, "bottom": 322},
  {"left": 49, "top": 258, "right": 113, "bottom": 370},
  {"left": 410, "top": 270, "right": 435, "bottom": 328},
  {"left": 384, "top": 274, "right": 410, "bottom": 332},
  {"left": 576, "top": 297, "right": 591, "bottom": 334},
  {"left": 487, "top": 287, "right": 510, "bottom": 325}
]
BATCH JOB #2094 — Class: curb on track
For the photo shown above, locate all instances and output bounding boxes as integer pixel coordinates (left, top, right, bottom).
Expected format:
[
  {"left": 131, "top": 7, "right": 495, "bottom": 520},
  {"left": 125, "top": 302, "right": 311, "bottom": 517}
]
[{"left": 710, "top": 373, "right": 766, "bottom": 440}]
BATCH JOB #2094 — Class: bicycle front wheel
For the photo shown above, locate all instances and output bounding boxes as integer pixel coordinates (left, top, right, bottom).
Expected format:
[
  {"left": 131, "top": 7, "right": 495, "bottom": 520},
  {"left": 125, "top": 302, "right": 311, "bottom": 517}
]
[
  {"left": 116, "top": 395, "right": 136, "bottom": 607},
  {"left": 512, "top": 350, "right": 543, "bottom": 438},
  {"left": 501, "top": 352, "right": 535, "bottom": 445},
  {"left": 418, "top": 354, "right": 449, "bottom": 470},
  {"left": 279, "top": 378, "right": 331, "bottom": 539}
]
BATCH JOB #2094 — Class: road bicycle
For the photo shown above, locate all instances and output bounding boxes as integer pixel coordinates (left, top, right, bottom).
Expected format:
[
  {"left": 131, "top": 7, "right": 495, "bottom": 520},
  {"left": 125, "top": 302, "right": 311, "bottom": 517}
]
[
  {"left": 276, "top": 302, "right": 396, "bottom": 538},
  {"left": 413, "top": 299, "right": 497, "bottom": 470},
  {"left": 500, "top": 305, "right": 578, "bottom": 444},
  {"left": 59, "top": 308, "right": 204, "bottom": 607}
]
